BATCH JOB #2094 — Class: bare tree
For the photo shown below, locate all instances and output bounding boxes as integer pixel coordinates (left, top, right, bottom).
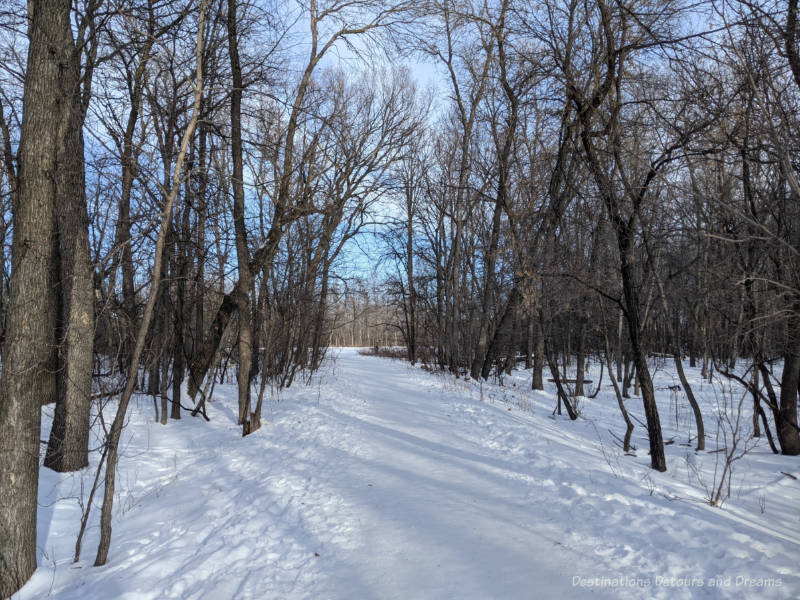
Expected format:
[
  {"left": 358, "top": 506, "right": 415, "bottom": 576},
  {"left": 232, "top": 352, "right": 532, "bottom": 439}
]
[{"left": 94, "top": 0, "right": 208, "bottom": 565}]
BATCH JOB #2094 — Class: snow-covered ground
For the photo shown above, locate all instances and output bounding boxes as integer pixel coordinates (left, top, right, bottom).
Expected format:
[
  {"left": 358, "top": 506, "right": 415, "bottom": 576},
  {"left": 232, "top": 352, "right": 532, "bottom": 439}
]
[{"left": 15, "top": 348, "right": 800, "bottom": 599}]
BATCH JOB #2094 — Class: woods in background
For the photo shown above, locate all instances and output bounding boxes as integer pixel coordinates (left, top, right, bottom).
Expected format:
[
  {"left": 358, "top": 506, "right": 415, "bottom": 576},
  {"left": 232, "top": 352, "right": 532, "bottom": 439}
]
[{"left": 0, "top": 0, "right": 798, "bottom": 596}]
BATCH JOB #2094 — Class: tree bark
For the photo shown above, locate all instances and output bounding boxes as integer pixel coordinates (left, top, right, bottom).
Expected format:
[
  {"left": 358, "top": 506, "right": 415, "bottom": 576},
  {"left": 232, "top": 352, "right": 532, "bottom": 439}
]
[
  {"left": 532, "top": 319, "right": 544, "bottom": 390},
  {"left": 481, "top": 286, "right": 521, "bottom": 380},
  {"left": 777, "top": 306, "right": 800, "bottom": 455},
  {"left": 619, "top": 239, "right": 666, "bottom": 471},
  {"left": 574, "top": 314, "right": 587, "bottom": 397},
  {"left": 44, "top": 27, "right": 95, "bottom": 470},
  {"left": 0, "top": 0, "right": 68, "bottom": 593},
  {"left": 406, "top": 184, "right": 417, "bottom": 364},
  {"left": 228, "top": 0, "right": 255, "bottom": 428}
]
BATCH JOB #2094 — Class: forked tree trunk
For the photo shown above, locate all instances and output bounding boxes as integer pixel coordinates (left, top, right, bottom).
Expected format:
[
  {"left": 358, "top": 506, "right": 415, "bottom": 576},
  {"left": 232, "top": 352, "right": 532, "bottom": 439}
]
[
  {"left": 648, "top": 250, "right": 706, "bottom": 451},
  {"left": 601, "top": 314, "right": 634, "bottom": 452},
  {"left": 567, "top": 6, "right": 666, "bottom": 471},
  {"left": 543, "top": 336, "right": 578, "bottom": 421},
  {"left": 621, "top": 255, "right": 666, "bottom": 471},
  {"left": 622, "top": 358, "right": 632, "bottom": 398},
  {"left": 481, "top": 286, "right": 521, "bottom": 380}
]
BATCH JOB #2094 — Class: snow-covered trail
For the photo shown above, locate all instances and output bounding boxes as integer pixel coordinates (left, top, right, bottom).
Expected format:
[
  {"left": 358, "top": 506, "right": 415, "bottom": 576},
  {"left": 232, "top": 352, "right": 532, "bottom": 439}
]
[
  {"left": 19, "top": 348, "right": 800, "bottom": 599},
  {"left": 300, "top": 352, "right": 603, "bottom": 600}
]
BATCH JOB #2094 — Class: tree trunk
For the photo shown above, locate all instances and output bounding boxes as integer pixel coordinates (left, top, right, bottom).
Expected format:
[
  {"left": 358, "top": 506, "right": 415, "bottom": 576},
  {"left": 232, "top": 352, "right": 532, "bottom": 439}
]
[
  {"left": 525, "top": 313, "right": 534, "bottom": 370},
  {"left": 160, "top": 340, "right": 169, "bottom": 426},
  {"left": 752, "top": 367, "right": 761, "bottom": 437},
  {"left": 777, "top": 308, "right": 800, "bottom": 455},
  {"left": 574, "top": 315, "right": 586, "bottom": 396},
  {"left": 172, "top": 182, "right": 192, "bottom": 421},
  {"left": 112, "top": 22, "right": 155, "bottom": 366},
  {"left": 481, "top": 286, "right": 521, "bottom": 380},
  {"left": 0, "top": 0, "right": 67, "bottom": 593},
  {"left": 619, "top": 242, "right": 666, "bottom": 471},
  {"left": 193, "top": 126, "right": 207, "bottom": 364},
  {"left": 543, "top": 337, "right": 578, "bottom": 421},
  {"left": 228, "top": 0, "right": 255, "bottom": 428},
  {"left": 602, "top": 316, "right": 634, "bottom": 452},
  {"left": 622, "top": 358, "right": 632, "bottom": 398},
  {"left": 471, "top": 195, "right": 503, "bottom": 379},
  {"left": 44, "top": 30, "right": 94, "bottom": 472},
  {"left": 616, "top": 309, "right": 624, "bottom": 380},
  {"left": 406, "top": 213, "right": 417, "bottom": 364},
  {"left": 648, "top": 250, "right": 706, "bottom": 452},
  {"left": 532, "top": 320, "right": 544, "bottom": 390},
  {"left": 673, "top": 351, "right": 704, "bottom": 451},
  {"left": 157, "top": 228, "right": 172, "bottom": 425},
  {"left": 311, "top": 256, "right": 331, "bottom": 370}
]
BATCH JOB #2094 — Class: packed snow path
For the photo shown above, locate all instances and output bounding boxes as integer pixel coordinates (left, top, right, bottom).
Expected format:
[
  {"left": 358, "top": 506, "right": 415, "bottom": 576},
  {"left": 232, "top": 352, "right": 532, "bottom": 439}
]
[{"left": 22, "top": 349, "right": 800, "bottom": 599}]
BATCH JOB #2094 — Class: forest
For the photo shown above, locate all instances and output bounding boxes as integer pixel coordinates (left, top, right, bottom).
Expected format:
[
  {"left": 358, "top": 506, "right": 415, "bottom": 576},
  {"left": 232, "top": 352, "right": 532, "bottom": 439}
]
[{"left": 0, "top": 0, "right": 799, "bottom": 597}]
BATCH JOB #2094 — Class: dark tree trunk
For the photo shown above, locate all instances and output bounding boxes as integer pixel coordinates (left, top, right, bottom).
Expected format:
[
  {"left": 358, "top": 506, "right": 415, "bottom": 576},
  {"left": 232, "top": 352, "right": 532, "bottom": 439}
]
[
  {"left": 601, "top": 315, "right": 634, "bottom": 452},
  {"left": 172, "top": 295, "right": 184, "bottom": 421},
  {"left": 193, "top": 126, "right": 207, "bottom": 364},
  {"left": 752, "top": 367, "right": 761, "bottom": 437},
  {"left": 113, "top": 22, "right": 155, "bottom": 364},
  {"left": 44, "top": 31, "right": 94, "bottom": 471},
  {"left": 171, "top": 181, "right": 192, "bottom": 421},
  {"left": 471, "top": 194, "right": 503, "bottom": 379},
  {"left": 619, "top": 243, "right": 666, "bottom": 471},
  {"left": 406, "top": 209, "right": 417, "bottom": 364},
  {"left": 574, "top": 315, "right": 587, "bottom": 397},
  {"left": 532, "top": 320, "right": 545, "bottom": 391},
  {"left": 649, "top": 250, "right": 706, "bottom": 452},
  {"left": 543, "top": 337, "right": 578, "bottom": 421},
  {"left": 158, "top": 228, "right": 172, "bottom": 425},
  {"left": 777, "top": 308, "right": 800, "bottom": 455},
  {"left": 622, "top": 358, "right": 632, "bottom": 398},
  {"left": 160, "top": 336, "right": 169, "bottom": 426},
  {"left": 481, "top": 286, "right": 521, "bottom": 380},
  {"left": 311, "top": 256, "right": 331, "bottom": 371},
  {"left": 228, "top": 0, "right": 255, "bottom": 429},
  {"left": 525, "top": 314, "right": 534, "bottom": 370}
]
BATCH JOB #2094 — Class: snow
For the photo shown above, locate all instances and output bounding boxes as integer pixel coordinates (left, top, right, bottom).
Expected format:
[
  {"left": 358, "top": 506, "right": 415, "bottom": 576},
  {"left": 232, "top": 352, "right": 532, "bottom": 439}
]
[{"left": 14, "top": 348, "right": 800, "bottom": 599}]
